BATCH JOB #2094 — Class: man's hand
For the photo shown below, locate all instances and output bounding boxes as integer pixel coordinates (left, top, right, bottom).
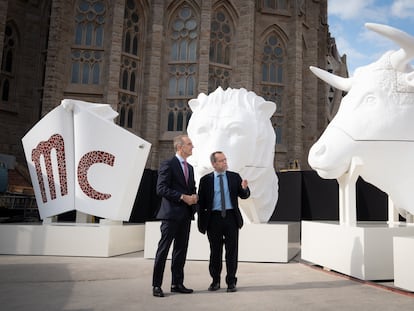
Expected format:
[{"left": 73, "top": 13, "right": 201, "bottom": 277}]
[
  {"left": 241, "top": 179, "right": 248, "bottom": 190},
  {"left": 182, "top": 194, "right": 198, "bottom": 205}
]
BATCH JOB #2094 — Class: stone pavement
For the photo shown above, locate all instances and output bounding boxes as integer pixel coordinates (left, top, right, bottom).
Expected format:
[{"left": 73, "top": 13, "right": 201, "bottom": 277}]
[{"left": 0, "top": 252, "right": 413, "bottom": 311}]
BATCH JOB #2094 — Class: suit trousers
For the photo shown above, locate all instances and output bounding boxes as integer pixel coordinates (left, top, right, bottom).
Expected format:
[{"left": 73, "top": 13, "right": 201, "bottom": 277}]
[
  {"left": 206, "top": 210, "right": 239, "bottom": 286},
  {"left": 152, "top": 218, "right": 191, "bottom": 287}
]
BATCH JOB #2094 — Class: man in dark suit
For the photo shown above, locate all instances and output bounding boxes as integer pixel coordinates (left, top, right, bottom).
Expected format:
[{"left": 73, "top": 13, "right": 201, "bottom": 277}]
[
  {"left": 197, "top": 151, "right": 250, "bottom": 293},
  {"left": 152, "top": 135, "right": 198, "bottom": 297}
]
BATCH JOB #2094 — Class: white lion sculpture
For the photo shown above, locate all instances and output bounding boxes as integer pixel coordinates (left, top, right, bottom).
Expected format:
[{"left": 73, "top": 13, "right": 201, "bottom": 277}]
[{"left": 187, "top": 87, "right": 278, "bottom": 223}]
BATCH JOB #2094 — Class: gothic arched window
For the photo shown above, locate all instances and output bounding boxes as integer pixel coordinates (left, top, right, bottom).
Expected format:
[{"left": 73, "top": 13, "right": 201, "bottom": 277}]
[
  {"left": 71, "top": 0, "right": 106, "bottom": 85},
  {"left": 1, "top": 24, "right": 17, "bottom": 105},
  {"left": 208, "top": 7, "right": 234, "bottom": 93},
  {"left": 118, "top": 0, "right": 145, "bottom": 130},
  {"left": 261, "top": 32, "right": 285, "bottom": 144},
  {"left": 165, "top": 3, "right": 199, "bottom": 132}
]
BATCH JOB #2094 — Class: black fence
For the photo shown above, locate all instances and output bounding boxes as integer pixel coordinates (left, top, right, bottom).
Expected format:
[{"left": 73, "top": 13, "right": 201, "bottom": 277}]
[{"left": 129, "top": 169, "right": 389, "bottom": 223}]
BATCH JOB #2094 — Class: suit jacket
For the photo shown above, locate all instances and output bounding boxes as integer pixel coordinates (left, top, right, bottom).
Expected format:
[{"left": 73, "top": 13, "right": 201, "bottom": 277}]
[
  {"left": 156, "top": 156, "right": 197, "bottom": 221},
  {"left": 197, "top": 170, "right": 250, "bottom": 234}
]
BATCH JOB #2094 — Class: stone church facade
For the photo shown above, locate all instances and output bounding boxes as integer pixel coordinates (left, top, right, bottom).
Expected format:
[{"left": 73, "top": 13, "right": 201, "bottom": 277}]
[{"left": 0, "top": 0, "right": 346, "bottom": 173}]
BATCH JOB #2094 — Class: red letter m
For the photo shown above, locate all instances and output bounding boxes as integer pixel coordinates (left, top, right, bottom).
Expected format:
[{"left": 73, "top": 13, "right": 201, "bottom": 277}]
[{"left": 31, "top": 134, "right": 68, "bottom": 203}]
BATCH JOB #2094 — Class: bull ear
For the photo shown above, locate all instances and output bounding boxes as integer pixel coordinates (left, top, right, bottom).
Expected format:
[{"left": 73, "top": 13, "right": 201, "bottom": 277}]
[{"left": 310, "top": 66, "right": 353, "bottom": 91}]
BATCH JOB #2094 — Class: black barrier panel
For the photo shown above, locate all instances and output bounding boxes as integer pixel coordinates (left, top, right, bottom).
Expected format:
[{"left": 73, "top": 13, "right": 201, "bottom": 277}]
[
  {"left": 270, "top": 171, "right": 302, "bottom": 221},
  {"left": 300, "top": 171, "right": 388, "bottom": 222},
  {"left": 301, "top": 170, "right": 339, "bottom": 221},
  {"left": 356, "top": 177, "right": 388, "bottom": 221},
  {"left": 129, "top": 169, "right": 161, "bottom": 223}
]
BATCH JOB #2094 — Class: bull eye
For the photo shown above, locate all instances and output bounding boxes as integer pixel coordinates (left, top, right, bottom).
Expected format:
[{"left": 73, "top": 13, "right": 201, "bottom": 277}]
[
  {"left": 406, "top": 73, "right": 414, "bottom": 84},
  {"left": 364, "top": 95, "right": 376, "bottom": 106}
]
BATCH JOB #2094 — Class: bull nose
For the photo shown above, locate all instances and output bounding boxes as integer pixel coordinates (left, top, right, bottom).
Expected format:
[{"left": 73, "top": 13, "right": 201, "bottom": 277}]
[{"left": 308, "top": 142, "right": 327, "bottom": 167}]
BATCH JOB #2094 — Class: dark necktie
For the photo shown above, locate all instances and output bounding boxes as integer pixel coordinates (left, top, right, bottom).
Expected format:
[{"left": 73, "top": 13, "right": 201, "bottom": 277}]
[
  {"left": 183, "top": 160, "right": 189, "bottom": 184},
  {"left": 218, "top": 174, "right": 226, "bottom": 218}
]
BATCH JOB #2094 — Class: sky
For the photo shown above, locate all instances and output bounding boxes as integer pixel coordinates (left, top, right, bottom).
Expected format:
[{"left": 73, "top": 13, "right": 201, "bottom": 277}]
[{"left": 327, "top": 0, "right": 414, "bottom": 76}]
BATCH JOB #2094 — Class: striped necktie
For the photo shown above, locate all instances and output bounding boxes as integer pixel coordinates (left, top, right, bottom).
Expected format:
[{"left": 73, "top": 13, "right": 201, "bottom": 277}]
[{"left": 183, "top": 160, "right": 189, "bottom": 184}]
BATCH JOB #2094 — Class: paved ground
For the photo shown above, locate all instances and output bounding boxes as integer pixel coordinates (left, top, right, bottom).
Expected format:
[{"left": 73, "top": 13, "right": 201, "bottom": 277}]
[{"left": 0, "top": 252, "right": 413, "bottom": 311}]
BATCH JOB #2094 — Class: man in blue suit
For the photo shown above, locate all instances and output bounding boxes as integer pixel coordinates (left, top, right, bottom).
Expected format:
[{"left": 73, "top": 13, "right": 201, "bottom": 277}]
[
  {"left": 197, "top": 151, "right": 250, "bottom": 293},
  {"left": 152, "top": 135, "right": 198, "bottom": 297}
]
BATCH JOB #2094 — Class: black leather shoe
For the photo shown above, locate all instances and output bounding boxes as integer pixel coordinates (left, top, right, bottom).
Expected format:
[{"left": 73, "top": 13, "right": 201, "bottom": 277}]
[
  {"left": 208, "top": 282, "right": 220, "bottom": 291},
  {"left": 227, "top": 284, "right": 237, "bottom": 292},
  {"left": 171, "top": 284, "right": 193, "bottom": 293},
  {"left": 153, "top": 286, "right": 164, "bottom": 297}
]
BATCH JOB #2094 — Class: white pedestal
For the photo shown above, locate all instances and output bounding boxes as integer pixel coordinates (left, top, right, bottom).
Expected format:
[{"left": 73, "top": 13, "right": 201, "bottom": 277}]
[
  {"left": 301, "top": 220, "right": 414, "bottom": 280},
  {"left": 144, "top": 221, "right": 300, "bottom": 263},
  {"left": 0, "top": 222, "right": 145, "bottom": 257},
  {"left": 394, "top": 236, "right": 414, "bottom": 291}
]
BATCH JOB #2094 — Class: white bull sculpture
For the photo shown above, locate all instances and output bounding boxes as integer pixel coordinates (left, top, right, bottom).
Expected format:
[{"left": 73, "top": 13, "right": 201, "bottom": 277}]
[
  {"left": 308, "top": 23, "right": 414, "bottom": 226},
  {"left": 187, "top": 87, "right": 278, "bottom": 223}
]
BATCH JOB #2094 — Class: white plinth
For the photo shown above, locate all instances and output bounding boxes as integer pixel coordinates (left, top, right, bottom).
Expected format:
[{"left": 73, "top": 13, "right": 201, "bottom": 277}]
[
  {"left": 394, "top": 236, "right": 414, "bottom": 291},
  {"left": 301, "top": 220, "right": 414, "bottom": 280},
  {"left": 144, "top": 221, "right": 300, "bottom": 263},
  {"left": 0, "top": 222, "right": 145, "bottom": 257}
]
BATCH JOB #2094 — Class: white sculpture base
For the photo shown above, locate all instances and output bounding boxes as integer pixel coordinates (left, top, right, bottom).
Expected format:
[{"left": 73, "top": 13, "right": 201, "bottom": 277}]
[
  {"left": 0, "top": 222, "right": 145, "bottom": 257},
  {"left": 393, "top": 236, "right": 414, "bottom": 291},
  {"left": 301, "top": 220, "right": 414, "bottom": 280},
  {"left": 144, "top": 221, "right": 300, "bottom": 263}
]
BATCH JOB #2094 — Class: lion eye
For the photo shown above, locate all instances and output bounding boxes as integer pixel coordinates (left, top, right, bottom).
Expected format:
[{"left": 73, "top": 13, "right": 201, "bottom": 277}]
[
  {"left": 196, "top": 126, "right": 209, "bottom": 135},
  {"left": 227, "top": 124, "right": 244, "bottom": 137}
]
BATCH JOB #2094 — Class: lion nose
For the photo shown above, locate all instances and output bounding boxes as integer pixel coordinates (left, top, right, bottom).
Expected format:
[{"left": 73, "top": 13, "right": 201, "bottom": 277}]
[{"left": 313, "top": 143, "right": 326, "bottom": 157}]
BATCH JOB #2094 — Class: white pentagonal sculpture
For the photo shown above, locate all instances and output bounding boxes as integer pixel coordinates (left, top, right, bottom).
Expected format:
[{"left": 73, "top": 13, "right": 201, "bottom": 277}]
[{"left": 22, "top": 99, "right": 151, "bottom": 221}]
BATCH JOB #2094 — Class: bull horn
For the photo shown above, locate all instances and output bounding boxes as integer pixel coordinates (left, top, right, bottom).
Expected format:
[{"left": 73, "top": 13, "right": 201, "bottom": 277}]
[
  {"left": 309, "top": 66, "right": 353, "bottom": 91},
  {"left": 365, "top": 23, "right": 414, "bottom": 72}
]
